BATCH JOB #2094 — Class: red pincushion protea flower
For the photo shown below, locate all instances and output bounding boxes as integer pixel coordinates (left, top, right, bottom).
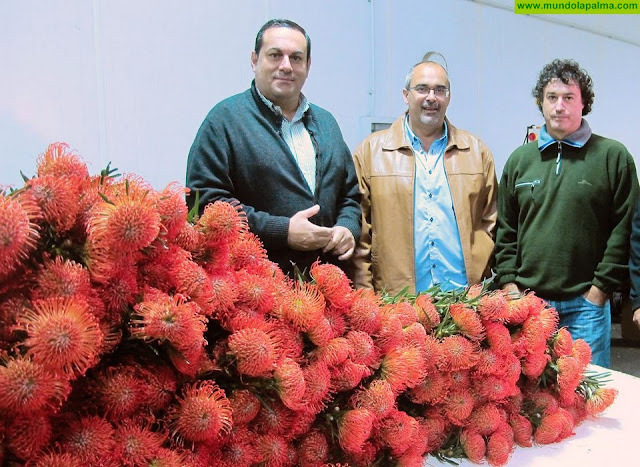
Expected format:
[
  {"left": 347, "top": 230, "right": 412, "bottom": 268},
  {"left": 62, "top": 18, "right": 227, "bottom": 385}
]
[
  {"left": 552, "top": 327, "right": 574, "bottom": 358},
  {"left": 521, "top": 351, "right": 550, "bottom": 379},
  {"left": 33, "top": 256, "right": 92, "bottom": 301},
  {"left": 281, "top": 282, "right": 326, "bottom": 332},
  {"left": 376, "top": 409, "right": 419, "bottom": 456},
  {"left": 352, "top": 379, "right": 395, "bottom": 419},
  {"left": 556, "top": 355, "right": 584, "bottom": 399},
  {"left": 414, "top": 294, "right": 440, "bottom": 332},
  {"left": 539, "top": 306, "right": 559, "bottom": 338},
  {"left": 298, "top": 430, "right": 329, "bottom": 466},
  {"left": 313, "top": 337, "right": 352, "bottom": 367},
  {"left": 0, "top": 192, "right": 40, "bottom": 278},
  {"left": 449, "top": 303, "right": 485, "bottom": 340},
  {"left": 509, "top": 413, "right": 533, "bottom": 447},
  {"left": 254, "top": 433, "right": 289, "bottom": 467},
  {"left": 389, "top": 301, "right": 419, "bottom": 327},
  {"left": 28, "top": 174, "right": 79, "bottom": 234},
  {"left": 585, "top": 387, "right": 618, "bottom": 416},
  {"left": 420, "top": 411, "right": 449, "bottom": 454},
  {"left": 0, "top": 356, "right": 70, "bottom": 416},
  {"left": 403, "top": 321, "right": 428, "bottom": 348},
  {"left": 380, "top": 345, "right": 426, "bottom": 392},
  {"left": 155, "top": 182, "right": 189, "bottom": 240},
  {"left": 486, "top": 430, "right": 513, "bottom": 466},
  {"left": 171, "top": 257, "right": 216, "bottom": 314},
  {"left": 148, "top": 447, "right": 192, "bottom": 467},
  {"left": 94, "top": 259, "right": 139, "bottom": 314},
  {"left": 475, "top": 374, "right": 515, "bottom": 402},
  {"left": 324, "top": 305, "right": 347, "bottom": 337},
  {"left": 169, "top": 380, "right": 233, "bottom": 443},
  {"left": 60, "top": 415, "right": 118, "bottom": 465},
  {"left": 528, "top": 389, "right": 560, "bottom": 418},
  {"left": 234, "top": 270, "right": 276, "bottom": 314},
  {"left": 129, "top": 292, "right": 207, "bottom": 351},
  {"left": 254, "top": 400, "right": 294, "bottom": 436},
  {"left": 167, "top": 340, "right": 209, "bottom": 377},
  {"left": 36, "top": 142, "right": 89, "bottom": 179},
  {"left": 346, "top": 288, "right": 382, "bottom": 334},
  {"left": 228, "top": 327, "right": 280, "bottom": 377},
  {"left": 6, "top": 413, "right": 52, "bottom": 461},
  {"left": 533, "top": 409, "right": 574, "bottom": 445},
  {"left": 460, "top": 429, "right": 486, "bottom": 464},
  {"left": 570, "top": 338, "right": 592, "bottom": 367},
  {"left": 484, "top": 321, "right": 512, "bottom": 357},
  {"left": 274, "top": 357, "right": 306, "bottom": 410},
  {"left": 114, "top": 419, "right": 166, "bottom": 466},
  {"left": 331, "top": 360, "right": 372, "bottom": 392},
  {"left": 88, "top": 187, "right": 161, "bottom": 254},
  {"left": 477, "top": 290, "right": 509, "bottom": 322},
  {"left": 229, "top": 231, "right": 269, "bottom": 272},
  {"left": 442, "top": 387, "right": 475, "bottom": 425},
  {"left": 92, "top": 365, "right": 146, "bottom": 421},
  {"left": 197, "top": 200, "right": 247, "bottom": 246},
  {"left": 348, "top": 441, "right": 377, "bottom": 466},
  {"left": 219, "top": 426, "right": 258, "bottom": 466},
  {"left": 467, "top": 403, "right": 505, "bottom": 436},
  {"left": 520, "top": 315, "right": 550, "bottom": 355},
  {"left": 345, "top": 330, "right": 379, "bottom": 367},
  {"left": 287, "top": 408, "right": 317, "bottom": 441},
  {"left": 137, "top": 363, "right": 178, "bottom": 412},
  {"left": 448, "top": 369, "right": 471, "bottom": 388},
  {"left": 307, "top": 317, "right": 334, "bottom": 347},
  {"left": 337, "top": 408, "right": 375, "bottom": 455},
  {"left": 310, "top": 261, "right": 354, "bottom": 311},
  {"left": 504, "top": 293, "right": 545, "bottom": 326},
  {"left": 410, "top": 371, "right": 449, "bottom": 405},
  {"left": 19, "top": 297, "right": 103, "bottom": 378},
  {"left": 208, "top": 272, "right": 239, "bottom": 316},
  {"left": 440, "top": 335, "right": 479, "bottom": 371},
  {"left": 229, "top": 389, "right": 261, "bottom": 425},
  {"left": 475, "top": 349, "right": 506, "bottom": 376},
  {"left": 375, "top": 311, "right": 404, "bottom": 355},
  {"left": 174, "top": 221, "right": 205, "bottom": 254},
  {"left": 265, "top": 322, "right": 304, "bottom": 360},
  {"left": 300, "top": 362, "right": 333, "bottom": 414}
]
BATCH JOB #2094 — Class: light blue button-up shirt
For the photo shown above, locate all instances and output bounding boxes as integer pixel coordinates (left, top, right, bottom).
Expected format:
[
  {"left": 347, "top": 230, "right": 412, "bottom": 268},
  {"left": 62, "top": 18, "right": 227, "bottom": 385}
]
[{"left": 405, "top": 116, "right": 467, "bottom": 292}]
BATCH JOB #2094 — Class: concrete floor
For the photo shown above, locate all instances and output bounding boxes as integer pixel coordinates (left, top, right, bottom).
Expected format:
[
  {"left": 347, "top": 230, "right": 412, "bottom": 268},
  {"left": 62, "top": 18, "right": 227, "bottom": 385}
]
[{"left": 611, "top": 321, "right": 640, "bottom": 377}]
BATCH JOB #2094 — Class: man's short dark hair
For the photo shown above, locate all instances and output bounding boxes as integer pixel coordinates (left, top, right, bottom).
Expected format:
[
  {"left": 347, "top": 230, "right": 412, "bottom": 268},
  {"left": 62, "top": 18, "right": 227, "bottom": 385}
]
[
  {"left": 532, "top": 59, "right": 594, "bottom": 116},
  {"left": 254, "top": 19, "right": 311, "bottom": 61}
]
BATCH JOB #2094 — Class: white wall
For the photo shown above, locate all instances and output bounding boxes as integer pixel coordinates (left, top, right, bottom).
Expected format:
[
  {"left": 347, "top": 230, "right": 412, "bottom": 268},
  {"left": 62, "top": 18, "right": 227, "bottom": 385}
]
[{"left": 2, "top": 0, "right": 639, "bottom": 190}]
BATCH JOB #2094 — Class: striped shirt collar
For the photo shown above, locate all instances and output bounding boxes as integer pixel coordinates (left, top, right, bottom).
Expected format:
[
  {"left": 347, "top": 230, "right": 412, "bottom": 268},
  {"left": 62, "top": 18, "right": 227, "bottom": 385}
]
[{"left": 255, "top": 86, "right": 310, "bottom": 123}]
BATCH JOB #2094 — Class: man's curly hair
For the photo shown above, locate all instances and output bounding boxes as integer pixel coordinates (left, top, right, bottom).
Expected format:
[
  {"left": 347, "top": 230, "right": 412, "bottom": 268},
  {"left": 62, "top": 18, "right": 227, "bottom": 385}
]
[{"left": 532, "top": 59, "right": 594, "bottom": 116}]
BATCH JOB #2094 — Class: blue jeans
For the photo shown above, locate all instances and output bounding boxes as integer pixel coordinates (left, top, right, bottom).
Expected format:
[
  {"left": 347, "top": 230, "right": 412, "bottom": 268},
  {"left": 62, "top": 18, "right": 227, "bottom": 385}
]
[{"left": 546, "top": 295, "right": 611, "bottom": 368}]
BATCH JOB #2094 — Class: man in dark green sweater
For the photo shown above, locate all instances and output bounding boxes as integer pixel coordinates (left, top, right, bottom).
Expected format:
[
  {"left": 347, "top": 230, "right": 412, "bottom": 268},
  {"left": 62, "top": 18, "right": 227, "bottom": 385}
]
[
  {"left": 186, "top": 19, "right": 361, "bottom": 277},
  {"left": 495, "top": 59, "right": 639, "bottom": 367}
]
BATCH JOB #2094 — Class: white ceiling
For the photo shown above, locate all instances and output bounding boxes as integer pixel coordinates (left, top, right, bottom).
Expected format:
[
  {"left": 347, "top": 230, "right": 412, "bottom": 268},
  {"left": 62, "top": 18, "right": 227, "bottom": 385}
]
[{"left": 469, "top": 0, "right": 640, "bottom": 47}]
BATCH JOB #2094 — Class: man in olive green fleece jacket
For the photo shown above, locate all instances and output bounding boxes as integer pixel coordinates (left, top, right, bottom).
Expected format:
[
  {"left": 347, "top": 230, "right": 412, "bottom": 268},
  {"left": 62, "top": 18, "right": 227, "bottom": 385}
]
[{"left": 495, "top": 59, "right": 639, "bottom": 367}]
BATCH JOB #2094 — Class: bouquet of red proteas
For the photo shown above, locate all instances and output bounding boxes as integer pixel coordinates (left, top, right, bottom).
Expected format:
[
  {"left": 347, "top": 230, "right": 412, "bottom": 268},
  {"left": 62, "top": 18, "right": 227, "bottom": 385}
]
[{"left": 0, "top": 143, "right": 616, "bottom": 466}]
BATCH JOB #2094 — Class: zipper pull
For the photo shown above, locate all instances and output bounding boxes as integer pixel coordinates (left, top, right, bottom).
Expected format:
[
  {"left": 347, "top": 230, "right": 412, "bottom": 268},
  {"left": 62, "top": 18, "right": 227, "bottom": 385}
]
[{"left": 556, "top": 142, "right": 562, "bottom": 175}]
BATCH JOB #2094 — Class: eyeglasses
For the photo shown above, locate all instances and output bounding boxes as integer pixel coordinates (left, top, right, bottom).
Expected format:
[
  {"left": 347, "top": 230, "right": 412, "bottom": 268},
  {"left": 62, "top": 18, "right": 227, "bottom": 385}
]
[{"left": 407, "top": 85, "right": 450, "bottom": 98}]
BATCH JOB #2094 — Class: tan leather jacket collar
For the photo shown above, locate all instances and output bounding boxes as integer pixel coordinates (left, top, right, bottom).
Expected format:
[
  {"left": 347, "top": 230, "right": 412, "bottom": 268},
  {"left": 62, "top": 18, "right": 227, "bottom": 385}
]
[{"left": 384, "top": 114, "right": 471, "bottom": 154}]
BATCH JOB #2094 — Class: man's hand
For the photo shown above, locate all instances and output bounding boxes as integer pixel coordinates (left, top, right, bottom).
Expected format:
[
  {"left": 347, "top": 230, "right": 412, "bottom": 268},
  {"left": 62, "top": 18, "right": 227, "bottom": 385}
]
[
  {"left": 287, "top": 205, "right": 333, "bottom": 251},
  {"left": 583, "top": 285, "right": 608, "bottom": 306},
  {"left": 633, "top": 308, "right": 640, "bottom": 331},
  {"left": 502, "top": 282, "right": 522, "bottom": 298},
  {"left": 323, "top": 226, "right": 355, "bottom": 261}
]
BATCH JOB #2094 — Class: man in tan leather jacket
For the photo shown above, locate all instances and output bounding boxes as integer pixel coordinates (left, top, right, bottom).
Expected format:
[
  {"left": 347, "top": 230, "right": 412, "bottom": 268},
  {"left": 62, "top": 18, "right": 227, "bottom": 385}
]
[{"left": 351, "top": 56, "right": 497, "bottom": 295}]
